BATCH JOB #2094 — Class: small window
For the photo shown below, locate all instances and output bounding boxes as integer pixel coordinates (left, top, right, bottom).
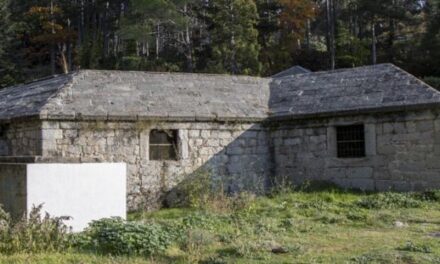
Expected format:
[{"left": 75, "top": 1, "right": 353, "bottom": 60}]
[
  {"left": 149, "top": 130, "right": 178, "bottom": 161},
  {"left": 336, "top": 125, "right": 365, "bottom": 158},
  {"left": 0, "top": 124, "right": 8, "bottom": 138}
]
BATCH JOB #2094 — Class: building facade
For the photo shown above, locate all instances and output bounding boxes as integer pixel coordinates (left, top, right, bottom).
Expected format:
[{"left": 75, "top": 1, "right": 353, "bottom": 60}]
[{"left": 1, "top": 64, "right": 440, "bottom": 211}]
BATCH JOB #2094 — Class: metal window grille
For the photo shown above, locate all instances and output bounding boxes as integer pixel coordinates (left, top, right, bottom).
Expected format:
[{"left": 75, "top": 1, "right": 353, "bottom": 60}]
[
  {"left": 336, "top": 125, "right": 366, "bottom": 158},
  {"left": 149, "top": 130, "right": 178, "bottom": 161},
  {"left": 0, "top": 125, "right": 8, "bottom": 138}
]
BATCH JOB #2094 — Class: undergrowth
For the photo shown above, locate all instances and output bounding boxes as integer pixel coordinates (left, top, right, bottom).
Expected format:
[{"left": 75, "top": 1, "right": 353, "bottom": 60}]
[
  {"left": 0, "top": 181, "right": 439, "bottom": 263},
  {"left": 0, "top": 204, "right": 71, "bottom": 254}
]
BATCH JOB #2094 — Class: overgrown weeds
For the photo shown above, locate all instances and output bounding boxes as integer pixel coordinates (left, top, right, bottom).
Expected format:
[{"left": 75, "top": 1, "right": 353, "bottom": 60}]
[
  {"left": 357, "top": 192, "right": 425, "bottom": 209},
  {"left": 397, "top": 241, "right": 433, "bottom": 253},
  {"left": 1, "top": 181, "right": 440, "bottom": 263},
  {"left": 0, "top": 204, "right": 71, "bottom": 254}
]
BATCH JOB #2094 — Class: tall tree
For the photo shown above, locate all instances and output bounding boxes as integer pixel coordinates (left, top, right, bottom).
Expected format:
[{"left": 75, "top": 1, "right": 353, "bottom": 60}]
[
  {"left": 420, "top": 0, "right": 440, "bottom": 76},
  {"left": 25, "top": 1, "right": 77, "bottom": 74},
  {"left": 121, "top": 0, "right": 204, "bottom": 72},
  {"left": 208, "top": 0, "right": 261, "bottom": 75},
  {"left": 0, "top": 0, "right": 18, "bottom": 87}
]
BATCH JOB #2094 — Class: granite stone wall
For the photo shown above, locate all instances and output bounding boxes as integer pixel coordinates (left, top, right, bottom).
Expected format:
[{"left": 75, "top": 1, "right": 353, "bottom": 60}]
[
  {"left": 40, "top": 120, "right": 272, "bottom": 211},
  {"left": 271, "top": 110, "right": 440, "bottom": 191},
  {"left": 2, "top": 109, "right": 439, "bottom": 212},
  {"left": 0, "top": 121, "right": 41, "bottom": 156},
  {"left": 0, "top": 164, "right": 27, "bottom": 219}
]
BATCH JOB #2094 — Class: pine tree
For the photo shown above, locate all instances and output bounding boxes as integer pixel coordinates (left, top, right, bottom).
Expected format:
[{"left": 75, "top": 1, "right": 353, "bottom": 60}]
[
  {"left": 421, "top": 0, "right": 440, "bottom": 76},
  {"left": 0, "top": 0, "right": 19, "bottom": 88},
  {"left": 208, "top": 0, "right": 261, "bottom": 75}
]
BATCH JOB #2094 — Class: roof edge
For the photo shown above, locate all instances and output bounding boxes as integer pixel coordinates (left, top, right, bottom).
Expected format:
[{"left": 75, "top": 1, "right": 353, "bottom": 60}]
[
  {"left": 267, "top": 102, "right": 440, "bottom": 122},
  {"left": 39, "top": 114, "right": 267, "bottom": 123}
]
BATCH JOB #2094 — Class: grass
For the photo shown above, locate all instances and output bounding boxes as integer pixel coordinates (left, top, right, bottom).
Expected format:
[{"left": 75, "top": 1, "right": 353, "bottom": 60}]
[{"left": 1, "top": 189, "right": 440, "bottom": 263}]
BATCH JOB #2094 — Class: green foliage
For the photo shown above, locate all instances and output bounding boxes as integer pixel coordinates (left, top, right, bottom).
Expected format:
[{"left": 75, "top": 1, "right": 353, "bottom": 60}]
[
  {"left": 0, "top": 0, "right": 21, "bottom": 88},
  {"left": 424, "top": 76, "right": 440, "bottom": 90},
  {"left": 397, "top": 241, "right": 433, "bottom": 253},
  {"left": 79, "top": 217, "right": 174, "bottom": 256},
  {"left": 335, "top": 24, "right": 370, "bottom": 67},
  {"left": 0, "top": 204, "right": 71, "bottom": 254},
  {"left": 208, "top": 0, "right": 261, "bottom": 75},
  {"left": 416, "top": 190, "right": 440, "bottom": 202},
  {"left": 0, "top": 0, "right": 439, "bottom": 84},
  {"left": 165, "top": 169, "right": 213, "bottom": 208},
  {"left": 3, "top": 187, "right": 440, "bottom": 262},
  {"left": 356, "top": 192, "right": 423, "bottom": 209}
]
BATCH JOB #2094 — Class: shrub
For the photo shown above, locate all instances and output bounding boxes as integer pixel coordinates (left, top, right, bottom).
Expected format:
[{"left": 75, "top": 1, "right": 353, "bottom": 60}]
[
  {"left": 356, "top": 192, "right": 423, "bottom": 209},
  {"left": 164, "top": 169, "right": 215, "bottom": 209},
  {"left": 80, "top": 217, "right": 173, "bottom": 256},
  {"left": 181, "top": 229, "right": 217, "bottom": 263},
  {"left": 397, "top": 241, "right": 432, "bottom": 253},
  {"left": 414, "top": 190, "right": 440, "bottom": 202},
  {"left": 181, "top": 212, "right": 219, "bottom": 231},
  {"left": 0, "top": 204, "right": 71, "bottom": 254}
]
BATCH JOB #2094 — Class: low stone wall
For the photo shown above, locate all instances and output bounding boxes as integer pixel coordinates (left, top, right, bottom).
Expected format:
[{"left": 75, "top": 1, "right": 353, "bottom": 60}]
[
  {"left": 271, "top": 109, "right": 440, "bottom": 191},
  {"left": 0, "top": 164, "right": 27, "bottom": 219},
  {"left": 0, "top": 121, "right": 41, "bottom": 156},
  {"left": 40, "top": 121, "right": 272, "bottom": 211}
]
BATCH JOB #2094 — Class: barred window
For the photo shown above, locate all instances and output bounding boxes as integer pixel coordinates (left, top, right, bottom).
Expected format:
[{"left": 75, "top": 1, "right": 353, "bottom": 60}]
[
  {"left": 149, "top": 130, "right": 178, "bottom": 161},
  {"left": 336, "top": 125, "right": 365, "bottom": 158},
  {"left": 0, "top": 124, "right": 8, "bottom": 138}
]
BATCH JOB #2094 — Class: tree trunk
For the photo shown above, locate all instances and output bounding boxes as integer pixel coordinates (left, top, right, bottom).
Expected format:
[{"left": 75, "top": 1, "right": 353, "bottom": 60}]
[
  {"left": 185, "top": 25, "right": 193, "bottom": 72},
  {"left": 305, "top": 19, "right": 311, "bottom": 51},
  {"left": 183, "top": 4, "right": 193, "bottom": 72},
  {"left": 67, "top": 41, "right": 72, "bottom": 72},
  {"left": 50, "top": 0, "right": 56, "bottom": 75},
  {"left": 371, "top": 22, "right": 377, "bottom": 65},
  {"left": 330, "top": 0, "right": 336, "bottom": 69},
  {"left": 326, "top": 0, "right": 335, "bottom": 70},
  {"left": 103, "top": 1, "right": 109, "bottom": 57},
  {"left": 388, "top": 18, "right": 395, "bottom": 62},
  {"left": 58, "top": 44, "right": 69, "bottom": 74},
  {"left": 51, "top": 44, "right": 56, "bottom": 75},
  {"left": 388, "top": 0, "right": 396, "bottom": 62},
  {"left": 78, "top": 0, "right": 84, "bottom": 47},
  {"left": 156, "top": 23, "right": 160, "bottom": 60}
]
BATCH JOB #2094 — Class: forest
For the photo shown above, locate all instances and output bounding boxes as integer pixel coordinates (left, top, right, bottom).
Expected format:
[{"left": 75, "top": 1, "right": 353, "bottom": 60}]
[{"left": 0, "top": 0, "right": 439, "bottom": 89}]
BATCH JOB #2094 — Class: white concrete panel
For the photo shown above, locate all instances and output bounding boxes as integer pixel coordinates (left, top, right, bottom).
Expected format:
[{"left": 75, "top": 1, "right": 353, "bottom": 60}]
[{"left": 26, "top": 163, "right": 126, "bottom": 232}]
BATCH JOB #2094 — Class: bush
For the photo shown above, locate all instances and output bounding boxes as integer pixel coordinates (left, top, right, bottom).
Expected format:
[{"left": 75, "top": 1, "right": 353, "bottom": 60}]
[
  {"left": 0, "top": 204, "right": 71, "bottom": 254},
  {"left": 79, "top": 218, "right": 174, "bottom": 256},
  {"left": 356, "top": 192, "right": 423, "bottom": 209},
  {"left": 397, "top": 241, "right": 432, "bottom": 253},
  {"left": 164, "top": 169, "right": 213, "bottom": 209},
  {"left": 165, "top": 169, "right": 256, "bottom": 213},
  {"left": 414, "top": 190, "right": 440, "bottom": 202}
]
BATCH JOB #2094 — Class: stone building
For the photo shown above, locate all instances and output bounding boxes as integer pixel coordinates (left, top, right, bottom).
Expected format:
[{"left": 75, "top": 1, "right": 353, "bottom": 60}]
[{"left": 1, "top": 63, "right": 440, "bottom": 211}]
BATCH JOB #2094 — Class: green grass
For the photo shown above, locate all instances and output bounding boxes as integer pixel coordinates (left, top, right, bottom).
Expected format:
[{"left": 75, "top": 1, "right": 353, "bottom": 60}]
[{"left": 2, "top": 190, "right": 440, "bottom": 263}]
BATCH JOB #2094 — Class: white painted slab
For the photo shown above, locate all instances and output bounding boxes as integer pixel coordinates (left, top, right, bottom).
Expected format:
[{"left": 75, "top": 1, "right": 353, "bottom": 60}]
[{"left": 26, "top": 163, "right": 126, "bottom": 232}]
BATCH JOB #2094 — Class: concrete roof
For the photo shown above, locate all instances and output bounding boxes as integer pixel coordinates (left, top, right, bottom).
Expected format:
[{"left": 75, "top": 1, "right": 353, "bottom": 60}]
[
  {"left": 0, "top": 64, "right": 439, "bottom": 122},
  {"left": 269, "top": 64, "right": 440, "bottom": 119},
  {"left": 0, "top": 70, "right": 270, "bottom": 122}
]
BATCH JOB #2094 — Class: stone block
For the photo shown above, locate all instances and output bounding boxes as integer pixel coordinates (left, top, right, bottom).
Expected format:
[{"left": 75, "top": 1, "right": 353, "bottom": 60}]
[
  {"left": 200, "top": 130, "right": 210, "bottom": 138},
  {"left": 326, "top": 168, "right": 346, "bottom": 179},
  {"left": 41, "top": 122, "right": 60, "bottom": 129},
  {"left": 218, "top": 131, "right": 231, "bottom": 139},
  {"left": 42, "top": 129, "right": 63, "bottom": 140},
  {"left": 346, "top": 167, "right": 373, "bottom": 179},
  {"left": 416, "top": 120, "right": 434, "bottom": 132},
  {"left": 60, "top": 122, "right": 81, "bottom": 129}
]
